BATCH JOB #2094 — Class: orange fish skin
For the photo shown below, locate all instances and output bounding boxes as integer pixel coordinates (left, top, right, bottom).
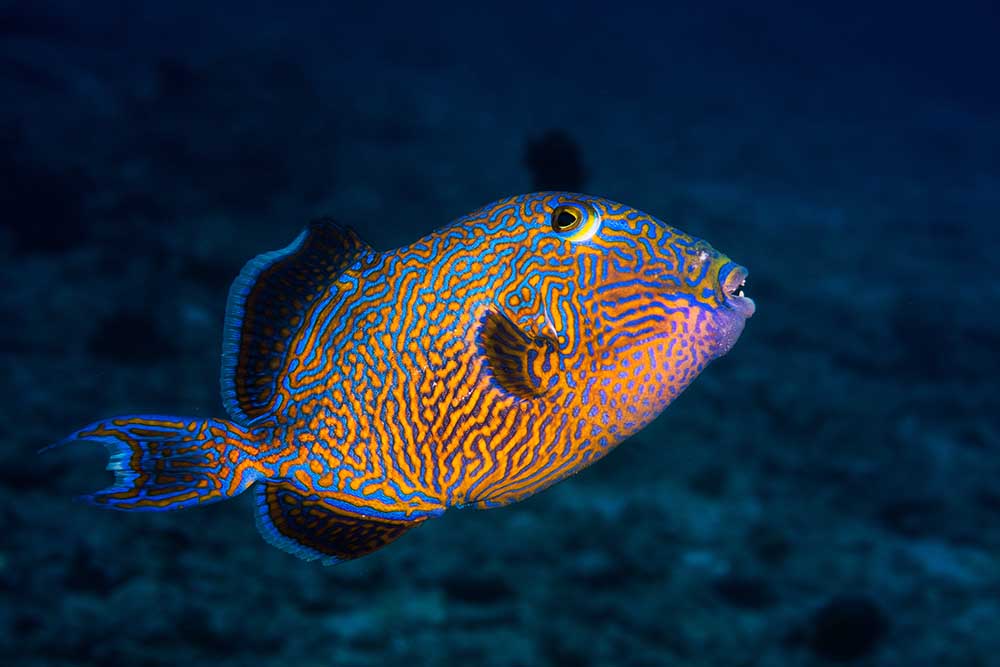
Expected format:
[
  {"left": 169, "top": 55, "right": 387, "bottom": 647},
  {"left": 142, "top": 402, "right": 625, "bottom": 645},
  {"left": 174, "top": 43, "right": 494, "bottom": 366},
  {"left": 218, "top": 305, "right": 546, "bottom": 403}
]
[{"left": 248, "top": 192, "right": 754, "bottom": 515}]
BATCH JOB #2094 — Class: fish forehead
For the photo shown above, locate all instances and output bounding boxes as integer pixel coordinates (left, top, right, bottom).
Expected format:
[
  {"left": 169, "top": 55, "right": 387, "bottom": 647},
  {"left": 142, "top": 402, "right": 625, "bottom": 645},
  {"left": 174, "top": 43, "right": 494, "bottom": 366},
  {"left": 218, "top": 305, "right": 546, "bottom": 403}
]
[{"left": 449, "top": 191, "right": 701, "bottom": 255}]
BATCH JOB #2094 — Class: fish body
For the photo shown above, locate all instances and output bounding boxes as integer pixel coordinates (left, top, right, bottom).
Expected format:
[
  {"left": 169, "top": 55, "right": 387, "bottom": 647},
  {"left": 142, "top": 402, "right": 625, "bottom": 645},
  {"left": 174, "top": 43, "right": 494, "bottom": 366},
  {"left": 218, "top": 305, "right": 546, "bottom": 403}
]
[{"left": 54, "top": 192, "right": 754, "bottom": 564}]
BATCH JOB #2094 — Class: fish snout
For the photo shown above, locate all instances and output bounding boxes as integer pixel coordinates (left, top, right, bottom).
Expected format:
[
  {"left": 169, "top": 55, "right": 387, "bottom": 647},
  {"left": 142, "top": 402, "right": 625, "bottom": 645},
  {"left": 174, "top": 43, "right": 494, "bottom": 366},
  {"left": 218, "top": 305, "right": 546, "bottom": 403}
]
[
  {"left": 705, "top": 261, "right": 755, "bottom": 359},
  {"left": 718, "top": 263, "right": 756, "bottom": 319}
]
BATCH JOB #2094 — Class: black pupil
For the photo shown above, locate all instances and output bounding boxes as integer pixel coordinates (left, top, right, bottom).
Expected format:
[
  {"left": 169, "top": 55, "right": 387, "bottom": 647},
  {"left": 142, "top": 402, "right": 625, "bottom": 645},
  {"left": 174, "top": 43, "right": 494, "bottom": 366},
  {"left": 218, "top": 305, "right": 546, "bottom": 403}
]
[{"left": 555, "top": 210, "right": 578, "bottom": 230}]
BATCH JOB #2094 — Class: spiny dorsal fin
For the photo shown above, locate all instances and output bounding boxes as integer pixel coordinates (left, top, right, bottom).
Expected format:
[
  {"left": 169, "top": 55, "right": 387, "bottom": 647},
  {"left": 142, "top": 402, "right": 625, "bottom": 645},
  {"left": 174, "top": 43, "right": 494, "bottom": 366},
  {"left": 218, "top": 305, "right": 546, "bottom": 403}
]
[
  {"left": 477, "top": 309, "right": 560, "bottom": 399},
  {"left": 221, "top": 218, "right": 374, "bottom": 425}
]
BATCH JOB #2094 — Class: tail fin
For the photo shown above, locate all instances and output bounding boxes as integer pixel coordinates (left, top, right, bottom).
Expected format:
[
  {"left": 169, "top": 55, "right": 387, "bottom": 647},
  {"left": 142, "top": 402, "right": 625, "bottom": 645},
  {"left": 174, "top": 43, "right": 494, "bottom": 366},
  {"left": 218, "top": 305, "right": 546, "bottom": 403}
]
[{"left": 46, "top": 415, "right": 261, "bottom": 511}]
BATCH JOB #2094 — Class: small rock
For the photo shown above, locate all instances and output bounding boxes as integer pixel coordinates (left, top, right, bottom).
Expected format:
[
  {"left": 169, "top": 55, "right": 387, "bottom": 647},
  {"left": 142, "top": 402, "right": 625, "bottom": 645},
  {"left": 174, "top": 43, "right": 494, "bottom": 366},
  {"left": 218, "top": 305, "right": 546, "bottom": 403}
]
[
  {"left": 878, "top": 496, "right": 947, "bottom": 538},
  {"left": 64, "top": 543, "right": 120, "bottom": 596},
  {"left": 746, "top": 524, "right": 792, "bottom": 566},
  {"left": 441, "top": 573, "right": 514, "bottom": 605},
  {"left": 567, "top": 548, "right": 620, "bottom": 589},
  {"left": 688, "top": 464, "right": 729, "bottom": 498},
  {"left": 806, "top": 595, "right": 890, "bottom": 662},
  {"left": 712, "top": 574, "right": 777, "bottom": 610}
]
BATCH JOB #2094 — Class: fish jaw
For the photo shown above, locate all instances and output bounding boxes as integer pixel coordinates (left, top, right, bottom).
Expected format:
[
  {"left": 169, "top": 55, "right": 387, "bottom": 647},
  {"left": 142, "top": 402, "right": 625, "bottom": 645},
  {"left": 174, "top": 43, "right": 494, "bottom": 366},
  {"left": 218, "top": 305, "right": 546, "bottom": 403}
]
[{"left": 710, "top": 264, "right": 755, "bottom": 358}]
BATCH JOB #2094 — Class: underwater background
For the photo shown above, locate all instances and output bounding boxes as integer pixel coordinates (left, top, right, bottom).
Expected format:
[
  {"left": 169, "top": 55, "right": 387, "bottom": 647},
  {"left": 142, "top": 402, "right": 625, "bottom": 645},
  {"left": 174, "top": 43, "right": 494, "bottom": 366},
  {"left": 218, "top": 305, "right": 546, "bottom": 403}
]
[{"left": 3, "top": 1, "right": 998, "bottom": 665}]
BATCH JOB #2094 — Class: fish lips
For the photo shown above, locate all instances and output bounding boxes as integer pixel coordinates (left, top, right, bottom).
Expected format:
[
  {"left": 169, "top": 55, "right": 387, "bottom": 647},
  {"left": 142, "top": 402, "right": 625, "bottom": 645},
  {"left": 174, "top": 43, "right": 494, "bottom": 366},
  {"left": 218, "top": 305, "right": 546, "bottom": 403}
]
[
  {"left": 721, "top": 265, "right": 756, "bottom": 318},
  {"left": 712, "top": 264, "right": 755, "bottom": 357}
]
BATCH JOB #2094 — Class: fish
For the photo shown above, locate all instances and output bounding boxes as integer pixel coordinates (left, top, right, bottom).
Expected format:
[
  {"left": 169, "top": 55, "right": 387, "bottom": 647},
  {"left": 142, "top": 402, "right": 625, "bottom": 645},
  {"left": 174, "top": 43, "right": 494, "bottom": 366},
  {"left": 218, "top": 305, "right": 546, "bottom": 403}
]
[{"left": 49, "top": 191, "right": 755, "bottom": 564}]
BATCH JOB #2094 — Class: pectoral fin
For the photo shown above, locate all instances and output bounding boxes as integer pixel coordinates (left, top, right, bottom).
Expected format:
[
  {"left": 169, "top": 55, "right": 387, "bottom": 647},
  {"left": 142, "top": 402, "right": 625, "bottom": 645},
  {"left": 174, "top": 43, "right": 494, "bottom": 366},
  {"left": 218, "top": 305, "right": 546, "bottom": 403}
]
[{"left": 477, "top": 308, "right": 560, "bottom": 399}]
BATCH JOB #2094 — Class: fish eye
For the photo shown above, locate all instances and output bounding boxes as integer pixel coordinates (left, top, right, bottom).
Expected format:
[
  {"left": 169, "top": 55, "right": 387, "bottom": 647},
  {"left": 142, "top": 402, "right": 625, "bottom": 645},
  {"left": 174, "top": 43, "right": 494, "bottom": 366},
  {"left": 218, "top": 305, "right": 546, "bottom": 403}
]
[
  {"left": 551, "top": 206, "right": 582, "bottom": 232},
  {"left": 549, "top": 201, "right": 601, "bottom": 243}
]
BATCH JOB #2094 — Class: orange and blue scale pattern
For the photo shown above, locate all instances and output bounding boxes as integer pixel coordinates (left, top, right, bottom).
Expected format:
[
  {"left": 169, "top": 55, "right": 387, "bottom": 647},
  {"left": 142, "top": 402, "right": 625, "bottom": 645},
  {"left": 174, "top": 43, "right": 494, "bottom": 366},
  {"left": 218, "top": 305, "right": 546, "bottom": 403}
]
[{"left": 50, "top": 192, "right": 754, "bottom": 564}]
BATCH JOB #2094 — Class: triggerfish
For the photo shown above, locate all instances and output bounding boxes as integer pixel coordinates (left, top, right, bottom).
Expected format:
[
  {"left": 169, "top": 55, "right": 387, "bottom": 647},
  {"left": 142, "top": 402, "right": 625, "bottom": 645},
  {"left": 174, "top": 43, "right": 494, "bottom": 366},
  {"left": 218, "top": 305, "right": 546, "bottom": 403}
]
[{"left": 51, "top": 192, "right": 754, "bottom": 564}]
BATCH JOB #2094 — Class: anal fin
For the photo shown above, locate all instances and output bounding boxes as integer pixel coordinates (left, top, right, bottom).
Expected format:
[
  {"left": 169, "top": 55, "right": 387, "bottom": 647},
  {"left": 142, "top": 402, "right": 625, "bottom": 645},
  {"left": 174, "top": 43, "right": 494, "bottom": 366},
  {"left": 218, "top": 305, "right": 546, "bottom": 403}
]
[{"left": 254, "top": 482, "right": 424, "bottom": 564}]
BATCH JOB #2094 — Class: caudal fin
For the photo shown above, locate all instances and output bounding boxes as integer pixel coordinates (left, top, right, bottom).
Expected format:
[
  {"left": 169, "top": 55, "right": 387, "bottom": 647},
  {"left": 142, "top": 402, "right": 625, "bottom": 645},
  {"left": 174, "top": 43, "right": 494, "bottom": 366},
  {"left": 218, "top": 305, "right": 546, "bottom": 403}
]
[{"left": 46, "top": 415, "right": 261, "bottom": 511}]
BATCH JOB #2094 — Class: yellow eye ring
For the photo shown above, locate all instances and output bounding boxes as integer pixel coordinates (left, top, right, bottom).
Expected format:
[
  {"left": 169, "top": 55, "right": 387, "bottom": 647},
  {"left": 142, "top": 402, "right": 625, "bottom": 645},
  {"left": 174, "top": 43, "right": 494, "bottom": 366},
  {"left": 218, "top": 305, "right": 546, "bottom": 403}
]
[
  {"left": 550, "top": 203, "right": 600, "bottom": 242},
  {"left": 551, "top": 206, "right": 582, "bottom": 232}
]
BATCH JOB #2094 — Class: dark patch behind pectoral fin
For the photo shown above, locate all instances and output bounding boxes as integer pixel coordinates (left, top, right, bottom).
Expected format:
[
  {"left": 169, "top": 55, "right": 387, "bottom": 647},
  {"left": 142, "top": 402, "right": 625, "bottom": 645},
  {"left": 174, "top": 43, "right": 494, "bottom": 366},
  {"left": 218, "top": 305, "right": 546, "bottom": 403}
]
[
  {"left": 477, "top": 309, "right": 560, "bottom": 399},
  {"left": 254, "top": 482, "right": 423, "bottom": 565}
]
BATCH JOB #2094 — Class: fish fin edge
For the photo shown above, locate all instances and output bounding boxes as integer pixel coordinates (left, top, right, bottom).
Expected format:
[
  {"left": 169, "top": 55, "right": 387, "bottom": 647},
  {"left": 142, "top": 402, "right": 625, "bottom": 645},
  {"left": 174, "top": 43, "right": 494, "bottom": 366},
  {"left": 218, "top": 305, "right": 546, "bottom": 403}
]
[
  {"left": 253, "top": 482, "right": 423, "bottom": 565},
  {"left": 221, "top": 219, "right": 374, "bottom": 425},
  {"left": 45, "top": 415, "right": 259, "bottom": 511}
]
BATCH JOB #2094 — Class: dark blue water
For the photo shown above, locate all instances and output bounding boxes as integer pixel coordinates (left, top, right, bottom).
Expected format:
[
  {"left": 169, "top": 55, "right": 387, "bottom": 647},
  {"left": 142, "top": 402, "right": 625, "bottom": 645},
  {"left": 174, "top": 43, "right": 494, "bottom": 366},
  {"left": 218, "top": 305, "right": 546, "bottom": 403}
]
[{"left": 3, "top": 2, "right": 998, "bottom": 665}]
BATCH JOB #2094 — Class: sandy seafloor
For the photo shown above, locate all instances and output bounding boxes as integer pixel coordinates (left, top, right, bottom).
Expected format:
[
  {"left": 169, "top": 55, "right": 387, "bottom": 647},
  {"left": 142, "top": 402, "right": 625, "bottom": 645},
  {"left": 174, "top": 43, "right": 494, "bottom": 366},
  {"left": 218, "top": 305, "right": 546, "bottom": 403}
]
[{"left": 2, "top": 2, "right": 999, "bottom": 666}]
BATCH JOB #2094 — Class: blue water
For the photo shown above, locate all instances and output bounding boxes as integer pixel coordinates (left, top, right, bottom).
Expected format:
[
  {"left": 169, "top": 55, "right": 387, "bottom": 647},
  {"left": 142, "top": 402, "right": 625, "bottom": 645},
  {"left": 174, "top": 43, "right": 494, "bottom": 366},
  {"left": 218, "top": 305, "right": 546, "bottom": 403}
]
[{"left": 3, "top": 2, "right": 998, "bottom": 665}]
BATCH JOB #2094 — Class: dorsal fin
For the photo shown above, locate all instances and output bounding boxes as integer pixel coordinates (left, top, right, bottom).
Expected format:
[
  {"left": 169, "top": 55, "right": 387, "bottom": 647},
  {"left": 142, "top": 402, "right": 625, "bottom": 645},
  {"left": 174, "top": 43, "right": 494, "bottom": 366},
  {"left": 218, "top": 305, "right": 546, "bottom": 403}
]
[{"left": 221, "top": 218, "right": 374, "bottom": 425}]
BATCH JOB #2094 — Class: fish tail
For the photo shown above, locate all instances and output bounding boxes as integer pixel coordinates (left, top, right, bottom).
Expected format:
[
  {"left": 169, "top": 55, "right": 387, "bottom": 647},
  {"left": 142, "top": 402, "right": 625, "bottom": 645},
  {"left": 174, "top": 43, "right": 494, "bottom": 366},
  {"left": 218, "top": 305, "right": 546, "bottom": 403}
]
[{"left": 44, "top": 415, "right": 262, "bottom": 511}]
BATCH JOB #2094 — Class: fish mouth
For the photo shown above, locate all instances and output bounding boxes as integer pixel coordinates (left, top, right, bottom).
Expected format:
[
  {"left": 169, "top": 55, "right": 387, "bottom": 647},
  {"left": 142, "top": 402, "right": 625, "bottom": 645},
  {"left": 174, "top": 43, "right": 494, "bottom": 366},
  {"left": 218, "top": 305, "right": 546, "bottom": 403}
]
[{"left": 721, "top": 265, "right": 756, "bottom": 318}]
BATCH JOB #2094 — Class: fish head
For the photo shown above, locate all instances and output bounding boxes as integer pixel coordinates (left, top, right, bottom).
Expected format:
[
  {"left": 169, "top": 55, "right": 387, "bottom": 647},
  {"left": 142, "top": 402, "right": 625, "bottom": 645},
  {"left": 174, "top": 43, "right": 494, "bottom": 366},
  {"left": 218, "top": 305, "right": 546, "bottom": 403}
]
[{"left": 488, "top": 192, "right": 754, "bottom": 412}]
